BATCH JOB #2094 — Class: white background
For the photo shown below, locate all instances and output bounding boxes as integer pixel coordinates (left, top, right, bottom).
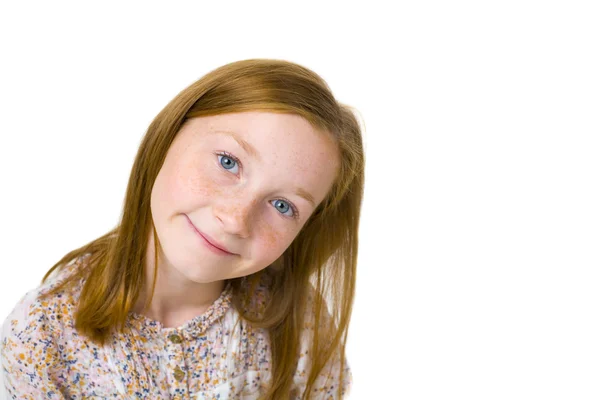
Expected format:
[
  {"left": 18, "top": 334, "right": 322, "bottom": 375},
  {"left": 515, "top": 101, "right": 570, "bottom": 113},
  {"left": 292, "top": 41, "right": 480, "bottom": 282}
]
[{"left": 1, "top": 1, "right": 599, "bottom": 399}]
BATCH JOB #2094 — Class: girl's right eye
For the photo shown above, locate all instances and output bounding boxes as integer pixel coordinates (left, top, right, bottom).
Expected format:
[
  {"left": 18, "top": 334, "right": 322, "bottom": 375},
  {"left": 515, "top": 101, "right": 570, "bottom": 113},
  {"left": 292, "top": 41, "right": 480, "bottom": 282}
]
[{"left": 216, "top": 151, "right": 241, "bottom": 175}]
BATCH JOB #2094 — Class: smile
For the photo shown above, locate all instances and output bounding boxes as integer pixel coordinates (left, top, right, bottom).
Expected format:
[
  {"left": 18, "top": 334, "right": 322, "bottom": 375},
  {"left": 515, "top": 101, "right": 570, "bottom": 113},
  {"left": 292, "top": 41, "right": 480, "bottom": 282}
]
[{"left": 185, "top": 215, "right": 236, "bottom": 256}]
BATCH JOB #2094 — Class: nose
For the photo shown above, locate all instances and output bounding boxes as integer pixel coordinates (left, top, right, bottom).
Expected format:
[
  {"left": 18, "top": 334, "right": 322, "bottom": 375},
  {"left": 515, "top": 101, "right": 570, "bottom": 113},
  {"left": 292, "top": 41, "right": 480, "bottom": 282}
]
[{"left": 212, "top": 194, "right": 256, "bottom": 238}]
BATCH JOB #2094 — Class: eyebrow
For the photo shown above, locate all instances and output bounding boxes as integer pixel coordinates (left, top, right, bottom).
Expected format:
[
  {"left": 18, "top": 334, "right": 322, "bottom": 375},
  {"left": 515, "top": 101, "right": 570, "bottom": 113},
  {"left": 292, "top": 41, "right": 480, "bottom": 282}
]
[
  {"left": 212, "top": 130, "right": 317, "bottom": 207},
  {"left": 216, "top": 130, "right": 262, "bottom": 163}
]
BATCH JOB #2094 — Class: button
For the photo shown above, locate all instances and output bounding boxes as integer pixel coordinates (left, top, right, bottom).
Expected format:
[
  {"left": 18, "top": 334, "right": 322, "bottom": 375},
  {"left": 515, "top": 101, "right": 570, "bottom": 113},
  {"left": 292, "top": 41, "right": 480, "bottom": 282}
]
[
  {"left": 169, "top": 334, "right": 183, "bottom": 344},
  {"left": 174, "top": 366, "right": 185, "bottom": 382}
]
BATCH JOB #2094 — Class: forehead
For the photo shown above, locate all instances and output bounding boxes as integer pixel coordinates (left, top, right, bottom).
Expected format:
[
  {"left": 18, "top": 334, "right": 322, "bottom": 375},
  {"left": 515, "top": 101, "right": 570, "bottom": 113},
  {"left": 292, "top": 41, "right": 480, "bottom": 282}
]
[
  {"left": 182, "top": 112, "right": 337, "bottom": 158},
  {"left": 180, "top": 111, "right": 340, "bottom": 200},
  {"left": 186, "top": 111, "right": 326, "bottom": 141}
]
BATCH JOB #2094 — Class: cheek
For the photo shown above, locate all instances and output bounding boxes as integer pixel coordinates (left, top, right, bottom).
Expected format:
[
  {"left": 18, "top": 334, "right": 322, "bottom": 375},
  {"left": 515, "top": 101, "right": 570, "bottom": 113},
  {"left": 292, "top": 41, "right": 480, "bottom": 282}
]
[
  {"left": 175, "top": 160, "right": 225, "bottom": 201},
  {"left": 258, "top": 223, "right": 280, "bottom": 251},
  {"left": 254, "top": 221, "right": 298, "bottom": 258}
]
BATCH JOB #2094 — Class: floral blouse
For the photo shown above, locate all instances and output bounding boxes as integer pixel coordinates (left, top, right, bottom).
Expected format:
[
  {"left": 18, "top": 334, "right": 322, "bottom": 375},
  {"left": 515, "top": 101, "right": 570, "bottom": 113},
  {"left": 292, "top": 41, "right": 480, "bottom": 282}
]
[{"left": 1, "top": 255, "right": 352, "bottom": 399}]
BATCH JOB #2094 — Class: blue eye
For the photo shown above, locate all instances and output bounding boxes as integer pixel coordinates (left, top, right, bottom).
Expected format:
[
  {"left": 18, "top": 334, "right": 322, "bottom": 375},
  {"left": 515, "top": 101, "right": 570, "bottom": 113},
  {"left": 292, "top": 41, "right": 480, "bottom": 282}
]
[
  {"left": 271, "top": 199, "right": 296, "bottom": 218},
  {"left": 217, "top": 152, "right": 240, "bottom": 175},
  {"left": 215, "top": 151, "right": 300, "bottom": 220}
]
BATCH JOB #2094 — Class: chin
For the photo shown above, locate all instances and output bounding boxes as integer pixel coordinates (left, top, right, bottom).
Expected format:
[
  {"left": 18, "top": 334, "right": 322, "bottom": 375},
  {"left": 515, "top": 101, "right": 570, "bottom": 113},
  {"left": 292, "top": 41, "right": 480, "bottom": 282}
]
[
  {"left": 159, "top": 247, "right": 220, "bottom": 283},
  {"left": 177, "top": 264, "right": 227, "bottom": 284}
]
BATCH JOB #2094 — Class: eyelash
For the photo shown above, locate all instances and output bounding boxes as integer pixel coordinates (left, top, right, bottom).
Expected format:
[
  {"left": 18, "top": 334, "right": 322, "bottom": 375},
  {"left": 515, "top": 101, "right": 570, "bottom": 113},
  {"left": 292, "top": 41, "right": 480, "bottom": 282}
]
[{"left": 215, "top": 151, "right": 300, "bottom": 219}]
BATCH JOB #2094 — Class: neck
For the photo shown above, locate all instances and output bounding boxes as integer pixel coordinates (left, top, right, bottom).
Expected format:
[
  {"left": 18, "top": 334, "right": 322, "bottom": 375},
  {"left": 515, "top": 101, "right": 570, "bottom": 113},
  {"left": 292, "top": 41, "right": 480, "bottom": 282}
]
[{"left": 132, "top": 235, "right": 226, "bottom": 328}]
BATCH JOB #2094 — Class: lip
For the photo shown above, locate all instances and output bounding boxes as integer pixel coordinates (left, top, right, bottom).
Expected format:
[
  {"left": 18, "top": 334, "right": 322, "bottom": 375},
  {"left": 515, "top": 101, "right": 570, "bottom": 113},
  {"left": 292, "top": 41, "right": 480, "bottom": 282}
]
[{"left": 185, "top": 215, "right": 236, "bottom": 256}]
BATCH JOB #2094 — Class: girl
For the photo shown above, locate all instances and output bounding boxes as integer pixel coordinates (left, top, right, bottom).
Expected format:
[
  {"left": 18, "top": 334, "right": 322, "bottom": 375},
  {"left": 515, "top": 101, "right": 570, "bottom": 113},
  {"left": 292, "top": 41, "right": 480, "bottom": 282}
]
[{"left": 1, "top": 58, "right": 365, "bottom": 399}]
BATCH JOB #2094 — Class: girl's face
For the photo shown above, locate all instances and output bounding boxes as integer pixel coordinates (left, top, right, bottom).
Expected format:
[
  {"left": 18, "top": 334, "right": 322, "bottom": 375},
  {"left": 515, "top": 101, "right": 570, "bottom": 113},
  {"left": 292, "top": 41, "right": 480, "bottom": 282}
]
[{"left": 149, "top": 111, "right": 340, "bottom": 283}]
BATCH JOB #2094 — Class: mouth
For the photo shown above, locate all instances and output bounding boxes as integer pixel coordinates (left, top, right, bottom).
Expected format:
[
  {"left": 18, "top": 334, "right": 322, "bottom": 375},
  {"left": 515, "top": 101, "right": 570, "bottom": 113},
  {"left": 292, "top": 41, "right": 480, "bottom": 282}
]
[{"left": 185, "top": 215, "right": 236, "bottom": 255}]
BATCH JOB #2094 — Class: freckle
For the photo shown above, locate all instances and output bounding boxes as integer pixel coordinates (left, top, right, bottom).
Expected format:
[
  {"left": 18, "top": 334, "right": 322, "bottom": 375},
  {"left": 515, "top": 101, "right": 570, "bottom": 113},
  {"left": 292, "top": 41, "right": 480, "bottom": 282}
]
[{"left": 258, "top": 223, "right": 280, "bottom": 251}]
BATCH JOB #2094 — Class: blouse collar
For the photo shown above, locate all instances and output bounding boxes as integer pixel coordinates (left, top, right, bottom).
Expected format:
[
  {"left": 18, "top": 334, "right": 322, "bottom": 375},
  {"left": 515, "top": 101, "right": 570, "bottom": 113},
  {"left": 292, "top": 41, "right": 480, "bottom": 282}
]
[{"left": 125, "top": 282, "right": 234, "bottom": 340}]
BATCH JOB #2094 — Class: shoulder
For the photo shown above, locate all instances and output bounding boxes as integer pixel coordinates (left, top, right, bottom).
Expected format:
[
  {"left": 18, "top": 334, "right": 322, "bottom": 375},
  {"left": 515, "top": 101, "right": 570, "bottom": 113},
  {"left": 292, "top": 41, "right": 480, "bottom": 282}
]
[
  {"left": 1, "top": 255, "right": 90, "bottom": 397},
  {"left": 1, "top": 254, "right": 87, "bottom": 359}
]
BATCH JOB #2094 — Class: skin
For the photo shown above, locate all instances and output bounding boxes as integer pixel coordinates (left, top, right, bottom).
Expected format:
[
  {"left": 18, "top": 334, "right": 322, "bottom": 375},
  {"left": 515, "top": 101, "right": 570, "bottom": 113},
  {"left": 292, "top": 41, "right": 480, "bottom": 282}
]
[{"left": 132, "top": 111, "right": 340, "bottom": 328}]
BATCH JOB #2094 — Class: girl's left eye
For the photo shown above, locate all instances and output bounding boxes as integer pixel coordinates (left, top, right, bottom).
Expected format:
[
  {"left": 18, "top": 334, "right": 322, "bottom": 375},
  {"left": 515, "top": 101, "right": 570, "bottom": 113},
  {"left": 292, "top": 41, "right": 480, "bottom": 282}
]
[
  {"left": 270, "top": 199, "right": 298, "bottom": 218},
  {"left": 215, "top": 151, "right": 299, "bottom": 220}
]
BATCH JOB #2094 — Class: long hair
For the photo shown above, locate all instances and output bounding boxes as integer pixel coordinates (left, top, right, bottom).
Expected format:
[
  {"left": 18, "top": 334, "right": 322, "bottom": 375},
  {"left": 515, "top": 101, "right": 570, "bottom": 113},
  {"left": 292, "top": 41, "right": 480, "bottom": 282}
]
[{"left": 41, "top": 58, "right": 365, "bottom": 399}]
